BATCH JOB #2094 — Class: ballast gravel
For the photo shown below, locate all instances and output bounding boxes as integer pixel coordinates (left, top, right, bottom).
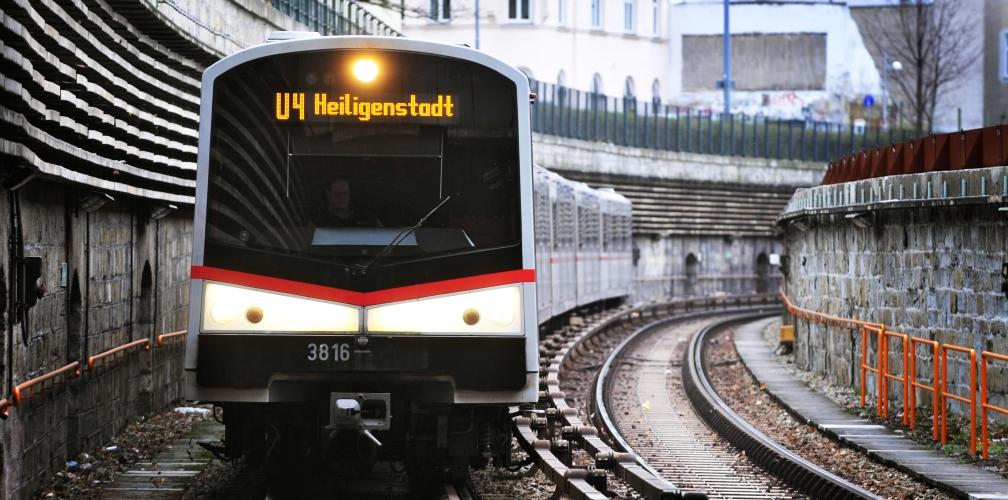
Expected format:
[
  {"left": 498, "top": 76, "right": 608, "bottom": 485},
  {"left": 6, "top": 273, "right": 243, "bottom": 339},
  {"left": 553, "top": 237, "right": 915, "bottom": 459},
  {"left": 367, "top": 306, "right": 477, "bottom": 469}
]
[{"left": 708, "top": 323, "right": 950, "bottom": 500}]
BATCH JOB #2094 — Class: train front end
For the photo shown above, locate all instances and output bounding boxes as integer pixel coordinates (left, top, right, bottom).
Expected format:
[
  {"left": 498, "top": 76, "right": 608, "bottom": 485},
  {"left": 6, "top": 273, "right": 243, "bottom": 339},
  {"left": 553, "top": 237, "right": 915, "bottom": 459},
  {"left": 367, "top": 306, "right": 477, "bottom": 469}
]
[{"left": 185, "top": 37, "right": 536, "bottom": 478}]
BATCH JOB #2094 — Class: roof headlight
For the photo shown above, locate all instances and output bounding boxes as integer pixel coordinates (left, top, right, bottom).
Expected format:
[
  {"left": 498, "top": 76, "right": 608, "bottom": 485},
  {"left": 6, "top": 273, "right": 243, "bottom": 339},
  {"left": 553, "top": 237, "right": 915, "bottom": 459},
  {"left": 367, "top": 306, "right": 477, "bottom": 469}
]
[{"left": 354, "top": 59, "right": 378, "bottom": 82}]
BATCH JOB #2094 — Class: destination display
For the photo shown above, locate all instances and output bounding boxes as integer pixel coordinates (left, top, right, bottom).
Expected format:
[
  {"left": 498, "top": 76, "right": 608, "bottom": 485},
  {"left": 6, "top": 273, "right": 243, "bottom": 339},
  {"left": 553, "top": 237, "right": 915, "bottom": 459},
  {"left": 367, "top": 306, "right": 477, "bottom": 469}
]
[{"left": 275, "top": 92, "right": 457, "bottom": 122}]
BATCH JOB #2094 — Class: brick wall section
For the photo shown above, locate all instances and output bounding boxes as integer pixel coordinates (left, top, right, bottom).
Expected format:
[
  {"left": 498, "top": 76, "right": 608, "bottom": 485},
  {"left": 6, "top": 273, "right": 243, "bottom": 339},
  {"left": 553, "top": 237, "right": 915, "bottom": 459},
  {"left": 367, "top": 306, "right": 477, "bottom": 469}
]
[
  {"left": 782, "top": 166, "right": 1008, "bottom": 421},
  {"left": 0, "top": 183, "right": 193, "bottom": 500}
]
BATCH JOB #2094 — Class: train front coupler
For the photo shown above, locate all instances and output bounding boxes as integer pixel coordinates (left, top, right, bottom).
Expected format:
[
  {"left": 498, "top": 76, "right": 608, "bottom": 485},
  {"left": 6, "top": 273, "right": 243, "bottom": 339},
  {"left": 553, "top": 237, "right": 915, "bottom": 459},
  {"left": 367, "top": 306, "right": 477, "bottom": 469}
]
[{"left": 324, "top": 392, "right": 391, "bottom": 448}]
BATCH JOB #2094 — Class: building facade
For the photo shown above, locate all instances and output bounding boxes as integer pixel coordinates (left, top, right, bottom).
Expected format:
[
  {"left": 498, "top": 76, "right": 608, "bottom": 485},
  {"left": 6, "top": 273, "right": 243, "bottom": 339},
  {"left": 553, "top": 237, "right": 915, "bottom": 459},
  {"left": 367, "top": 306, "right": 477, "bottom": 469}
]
[{"left": 403, "top": 0, "right": 883, "bottom": 123}]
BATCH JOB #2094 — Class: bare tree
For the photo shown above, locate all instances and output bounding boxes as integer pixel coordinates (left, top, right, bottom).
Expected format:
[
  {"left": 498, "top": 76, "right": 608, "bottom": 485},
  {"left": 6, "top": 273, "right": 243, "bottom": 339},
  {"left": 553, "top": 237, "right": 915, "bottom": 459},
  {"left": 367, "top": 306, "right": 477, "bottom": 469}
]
[{"left": 861, "top": 0, "right": 980, "bottom": 131}]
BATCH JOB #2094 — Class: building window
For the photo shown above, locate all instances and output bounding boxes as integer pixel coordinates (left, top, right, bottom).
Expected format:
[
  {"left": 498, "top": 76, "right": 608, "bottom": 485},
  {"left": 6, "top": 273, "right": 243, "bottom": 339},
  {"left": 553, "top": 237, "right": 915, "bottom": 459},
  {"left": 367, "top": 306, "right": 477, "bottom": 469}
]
[
  {"left": 1001, "top": 29, "right": 1008, "bottom": 82},
  {"left": 558, "top": 0, "right": 565, "bottom": 25},
  {"left": 624, "top": 0, "right": 634, "bottom": 33},
  {"left": 591, "top": 0, "right": 602, "bottom": 28},
  {"left": 509, "top": 0, "right": 531, "bottom": 21},
  {"left": 430, "top": 0, "right": 450, "bottom": 21},
  {"left": 652, "top": 0, "right": 659, "bottom": 35}
]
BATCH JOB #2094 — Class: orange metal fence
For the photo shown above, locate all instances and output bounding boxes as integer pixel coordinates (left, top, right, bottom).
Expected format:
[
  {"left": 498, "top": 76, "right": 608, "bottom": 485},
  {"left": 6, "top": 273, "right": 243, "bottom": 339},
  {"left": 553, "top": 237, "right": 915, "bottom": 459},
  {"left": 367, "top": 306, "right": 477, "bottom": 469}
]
[
  {"left": 940, "top": 344, "right": 977, "bottom": 454},
  {"left": 0, "top": 331, "right": 187, "bottom": 420},
  {"left": 982, "top": 351, "right": 1008, "bottom": 458},
  {"left": 908, "top": 337, "right": 941, "bottom": 441},
  {"left": 780, "top": 288, "right": 1003, "bottom": 455}
]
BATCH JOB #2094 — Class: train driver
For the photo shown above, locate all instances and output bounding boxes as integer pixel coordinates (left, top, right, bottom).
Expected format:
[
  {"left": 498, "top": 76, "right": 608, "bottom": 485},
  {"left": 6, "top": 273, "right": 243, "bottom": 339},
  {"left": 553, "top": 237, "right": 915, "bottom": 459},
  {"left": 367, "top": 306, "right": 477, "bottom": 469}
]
[{"left": 313, "top": 178, "right": 383, "bottom": 228}]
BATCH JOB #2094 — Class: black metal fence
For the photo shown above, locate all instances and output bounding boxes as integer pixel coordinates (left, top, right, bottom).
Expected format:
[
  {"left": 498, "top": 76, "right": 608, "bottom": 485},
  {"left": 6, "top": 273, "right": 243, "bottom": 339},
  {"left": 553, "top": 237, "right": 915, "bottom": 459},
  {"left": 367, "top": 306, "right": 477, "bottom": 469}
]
[
  {"left": 530, "top": 80, "right": 925, "bottom": 164},
  {"left": 271, "top": 0, "right": 401, "bottom": 37}
]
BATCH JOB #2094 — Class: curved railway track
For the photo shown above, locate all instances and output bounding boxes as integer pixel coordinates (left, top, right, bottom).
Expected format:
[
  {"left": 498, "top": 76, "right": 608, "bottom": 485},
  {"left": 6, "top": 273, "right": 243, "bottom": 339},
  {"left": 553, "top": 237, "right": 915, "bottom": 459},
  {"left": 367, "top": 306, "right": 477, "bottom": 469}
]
[
  {"left": 513, "top": 295, "right": 778, "bottom": 500},
  {"left": 590, "top": 311, "right": 881, "bottom": 500}
]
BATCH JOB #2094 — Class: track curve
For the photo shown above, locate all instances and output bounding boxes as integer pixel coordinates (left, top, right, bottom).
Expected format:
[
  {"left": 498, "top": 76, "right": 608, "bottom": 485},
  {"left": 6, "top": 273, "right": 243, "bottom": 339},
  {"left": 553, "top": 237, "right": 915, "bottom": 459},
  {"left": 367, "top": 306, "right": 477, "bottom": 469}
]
[
  {"left": 680, "top": 316, "right": 881, "bottom": 499},
  {"left": 591, "top": 312, "right": 883, "bottom": 500}
]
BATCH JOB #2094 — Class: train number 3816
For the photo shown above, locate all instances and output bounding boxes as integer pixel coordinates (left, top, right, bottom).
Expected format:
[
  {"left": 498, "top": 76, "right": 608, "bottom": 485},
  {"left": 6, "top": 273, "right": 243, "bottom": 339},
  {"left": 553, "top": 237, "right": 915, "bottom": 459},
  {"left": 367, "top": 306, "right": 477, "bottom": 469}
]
[{"left": 307, "top": 343, "right": 351, "bottom": 362}]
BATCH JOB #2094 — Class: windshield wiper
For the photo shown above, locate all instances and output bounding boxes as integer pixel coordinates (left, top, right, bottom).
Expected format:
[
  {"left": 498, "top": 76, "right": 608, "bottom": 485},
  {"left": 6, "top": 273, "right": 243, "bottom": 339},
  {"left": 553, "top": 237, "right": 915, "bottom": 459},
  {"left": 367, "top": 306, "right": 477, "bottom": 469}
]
[{"left": 358, "top": 196, "right": 451, "bottom": 274}]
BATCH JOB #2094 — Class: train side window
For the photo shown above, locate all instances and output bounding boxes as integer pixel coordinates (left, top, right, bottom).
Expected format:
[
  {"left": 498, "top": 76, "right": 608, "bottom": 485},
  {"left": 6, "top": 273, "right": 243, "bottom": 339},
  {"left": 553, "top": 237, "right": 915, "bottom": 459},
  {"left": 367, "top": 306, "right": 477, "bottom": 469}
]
[
  {"left": 602, "top": 213, "right": 610, "bottom": 251},
  {"left": 552, "top": 200, "right": 559, "bottom": 250},
  {"left": 577, "top": 206, "right": 584, "bottom": 249}
]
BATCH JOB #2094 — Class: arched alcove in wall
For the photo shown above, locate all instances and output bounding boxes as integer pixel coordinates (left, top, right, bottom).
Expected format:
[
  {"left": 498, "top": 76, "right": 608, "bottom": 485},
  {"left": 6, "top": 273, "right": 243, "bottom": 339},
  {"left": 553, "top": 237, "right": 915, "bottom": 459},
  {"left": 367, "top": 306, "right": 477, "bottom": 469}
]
[
  {"left": 756, "top": 252, "right": 770, "bottom": 293},
  {"left": 685, "top": 253, "right": 698, "bottom": 297}
]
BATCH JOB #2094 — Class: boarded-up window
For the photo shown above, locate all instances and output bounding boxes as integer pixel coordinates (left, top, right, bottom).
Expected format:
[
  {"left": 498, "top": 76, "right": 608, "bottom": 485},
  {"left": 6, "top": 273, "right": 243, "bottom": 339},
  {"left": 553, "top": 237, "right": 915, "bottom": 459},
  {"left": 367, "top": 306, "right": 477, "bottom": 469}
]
[{"left": 682, "top": 33, "right": 826, "bottom": 91}]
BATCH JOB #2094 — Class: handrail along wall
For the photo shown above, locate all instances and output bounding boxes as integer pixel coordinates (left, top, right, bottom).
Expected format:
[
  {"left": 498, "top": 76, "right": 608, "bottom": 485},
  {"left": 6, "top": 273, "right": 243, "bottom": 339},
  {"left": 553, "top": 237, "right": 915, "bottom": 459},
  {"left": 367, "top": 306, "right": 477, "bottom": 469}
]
[
  {"left": 781, "top": 287, "right": 995, "bottom": 455},
  {"left": 0, "top": 331, "right": 187, "bottom": 420}
]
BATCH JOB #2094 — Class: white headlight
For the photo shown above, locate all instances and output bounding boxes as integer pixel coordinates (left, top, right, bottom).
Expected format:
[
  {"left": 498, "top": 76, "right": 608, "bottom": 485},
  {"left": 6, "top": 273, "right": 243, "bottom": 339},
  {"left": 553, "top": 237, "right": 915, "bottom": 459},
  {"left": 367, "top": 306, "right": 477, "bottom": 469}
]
[
  {"left": 489, "top": 303, "right": 515, "bottom": 327},
  {"left": 209, "top": 300, "right": 237, "bottom": 325},
  {"left": 367, "top": 285, "right": 522, "bottom": 334},
  {"left": 202, "top": 282, "right": 360, "bottom": 332}
]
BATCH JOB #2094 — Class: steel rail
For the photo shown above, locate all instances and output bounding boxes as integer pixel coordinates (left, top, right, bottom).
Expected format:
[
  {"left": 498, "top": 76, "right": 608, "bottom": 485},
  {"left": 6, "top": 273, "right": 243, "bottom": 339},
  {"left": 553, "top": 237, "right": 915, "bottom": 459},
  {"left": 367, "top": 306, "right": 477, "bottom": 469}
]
[
  {"left": 514, "top": 293, "right": 780, "bottom": 500},
  {"left": 681, "top": 315, "right": 882, "bottom": 500},
  {"left": 591, "top": 307, "right": 776, "bottom": 483}
]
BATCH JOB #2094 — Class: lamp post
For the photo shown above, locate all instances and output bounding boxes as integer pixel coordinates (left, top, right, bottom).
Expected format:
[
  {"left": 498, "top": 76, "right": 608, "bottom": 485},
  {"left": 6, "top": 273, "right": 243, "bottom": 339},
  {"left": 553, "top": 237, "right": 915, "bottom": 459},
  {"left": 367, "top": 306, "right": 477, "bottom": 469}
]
[
  {"left": 475, "top": 0, "right": 480, "bottom": 49},
  {"left": 722, "top": 0, "right": 730, "bottom": 114},
  {"left": 883, "top": 51, "right": 902, "bottom": 129}
]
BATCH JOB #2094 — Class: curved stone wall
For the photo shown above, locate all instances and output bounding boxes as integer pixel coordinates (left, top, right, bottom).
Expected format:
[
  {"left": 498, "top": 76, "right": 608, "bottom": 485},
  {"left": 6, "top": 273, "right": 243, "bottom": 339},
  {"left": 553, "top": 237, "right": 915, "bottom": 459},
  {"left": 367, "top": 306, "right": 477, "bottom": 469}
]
[{"left": 780, "top": 166, "right": 1008, "bottom": 419}]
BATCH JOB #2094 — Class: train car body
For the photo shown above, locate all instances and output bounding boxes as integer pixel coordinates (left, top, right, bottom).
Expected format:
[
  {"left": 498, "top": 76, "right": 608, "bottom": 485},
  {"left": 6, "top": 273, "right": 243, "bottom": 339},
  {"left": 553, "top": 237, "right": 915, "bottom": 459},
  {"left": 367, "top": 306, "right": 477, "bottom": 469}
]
[
  {"left": 186, "top": 33, "right": 632, "bottom": 481},
  {"left": 599, "top": 188, "right": 633, "bottom": 300},
  {"left": 531, "top": 167, "right": 630, "bottom": 325}
]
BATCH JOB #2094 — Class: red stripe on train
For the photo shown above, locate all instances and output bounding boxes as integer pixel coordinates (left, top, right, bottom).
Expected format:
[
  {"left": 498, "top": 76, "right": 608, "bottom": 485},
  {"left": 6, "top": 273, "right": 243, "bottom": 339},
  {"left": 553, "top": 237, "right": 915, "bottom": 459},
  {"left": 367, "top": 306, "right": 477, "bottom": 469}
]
[{"left": 191, "top": 266, "right": 535, "bottom": 306}]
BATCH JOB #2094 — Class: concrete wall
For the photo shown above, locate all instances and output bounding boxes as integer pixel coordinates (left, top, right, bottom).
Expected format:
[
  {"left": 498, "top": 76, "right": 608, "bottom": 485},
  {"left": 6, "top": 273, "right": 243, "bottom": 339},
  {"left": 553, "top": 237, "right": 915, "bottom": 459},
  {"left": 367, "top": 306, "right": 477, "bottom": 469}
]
[
  {"left": 682, "top": 33, "right": 827, "bottom": 92},
  {"left": 532, "top": 133, "right": 825, "bottom": 187},
  {"left": 0, "top": 181, "right": 192, "bottom": 500},
  {"left": 668, "top": 2, "right": 881, "bottom": 122},
  {"left": 126, "top": 0, "right": 311, "bottom": 60},
  {"left": 781, "top": 167, "right": 1008, "bottom": 419},
  {"left": 633, "top": 235, "right": 784, "bottom": 302}
]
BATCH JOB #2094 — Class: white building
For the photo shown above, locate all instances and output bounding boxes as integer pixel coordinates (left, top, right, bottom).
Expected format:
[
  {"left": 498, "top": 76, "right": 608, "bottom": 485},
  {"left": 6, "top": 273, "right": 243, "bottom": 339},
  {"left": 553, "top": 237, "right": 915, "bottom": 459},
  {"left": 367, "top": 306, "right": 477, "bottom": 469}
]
[{"left": 403, "top": 0, "right": 884, "bottom": 123}]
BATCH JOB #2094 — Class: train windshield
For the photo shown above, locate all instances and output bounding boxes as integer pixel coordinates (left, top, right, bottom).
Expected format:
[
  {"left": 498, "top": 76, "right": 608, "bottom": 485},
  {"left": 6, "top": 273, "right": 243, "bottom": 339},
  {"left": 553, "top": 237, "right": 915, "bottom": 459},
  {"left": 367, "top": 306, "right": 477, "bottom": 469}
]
[{"left": 204, "top": 49, "right": 522, "bottom": 292}]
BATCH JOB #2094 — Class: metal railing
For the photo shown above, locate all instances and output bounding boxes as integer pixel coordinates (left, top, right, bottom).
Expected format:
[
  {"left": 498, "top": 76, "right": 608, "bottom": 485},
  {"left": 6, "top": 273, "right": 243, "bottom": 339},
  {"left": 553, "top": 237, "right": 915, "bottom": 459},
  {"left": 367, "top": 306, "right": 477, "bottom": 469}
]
[
  {"left": 0, "top": 332, "right": 188, "bottom": 420},
  {"left": 780, "top": 288, "right": 1005, "bottom": 456},
  {"left": 821, "top": 125, "right": 1006, "bottom": 185},
  {"left": 530, "top": 79, "right": 925, "bottom": 164},
  {"left": 271, "top": 0, "right": 402, "bottom": 37}
]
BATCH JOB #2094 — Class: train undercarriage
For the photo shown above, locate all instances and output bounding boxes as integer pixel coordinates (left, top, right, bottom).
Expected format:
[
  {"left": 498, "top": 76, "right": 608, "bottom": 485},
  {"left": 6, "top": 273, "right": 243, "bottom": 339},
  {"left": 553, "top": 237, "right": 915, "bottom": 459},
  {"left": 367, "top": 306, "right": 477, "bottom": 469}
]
[{"left": 219, "top": 400, "right": 513, "bottom": 484}]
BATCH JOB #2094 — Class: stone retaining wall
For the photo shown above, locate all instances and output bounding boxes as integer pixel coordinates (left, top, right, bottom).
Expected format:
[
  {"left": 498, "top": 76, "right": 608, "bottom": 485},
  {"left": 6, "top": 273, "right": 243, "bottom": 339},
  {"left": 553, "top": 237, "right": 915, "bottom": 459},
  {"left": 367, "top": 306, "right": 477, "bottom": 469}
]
[
  {"left": 781, "top": 166, "right": 1008, "bottom": 420},
  {"left": 0, "top": 182, "right": 191, "bottom": 500}
]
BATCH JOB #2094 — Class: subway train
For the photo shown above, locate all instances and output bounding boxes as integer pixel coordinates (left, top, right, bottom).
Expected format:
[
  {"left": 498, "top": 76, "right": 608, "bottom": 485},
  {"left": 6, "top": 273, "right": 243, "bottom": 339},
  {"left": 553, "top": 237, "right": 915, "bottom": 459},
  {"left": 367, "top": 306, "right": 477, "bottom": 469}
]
[{"left": 184, "top": 34, "right": 633, "bottom": 482}]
